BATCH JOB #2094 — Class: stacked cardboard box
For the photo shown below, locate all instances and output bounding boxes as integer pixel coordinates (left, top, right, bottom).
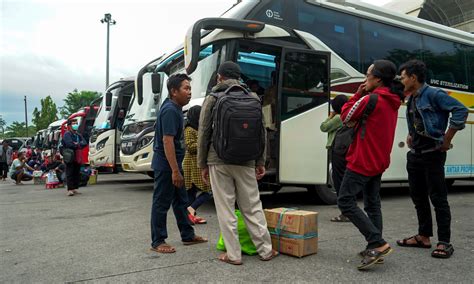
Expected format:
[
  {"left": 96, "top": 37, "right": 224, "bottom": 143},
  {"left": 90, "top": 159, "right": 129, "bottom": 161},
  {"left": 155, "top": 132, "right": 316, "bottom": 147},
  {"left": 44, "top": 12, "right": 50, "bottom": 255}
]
[
  {"left": 264, "top": 208, "right": 318, "bottom": 257},
  {"left": 32, "top": 171, "right": 45, "bottom": 185}
]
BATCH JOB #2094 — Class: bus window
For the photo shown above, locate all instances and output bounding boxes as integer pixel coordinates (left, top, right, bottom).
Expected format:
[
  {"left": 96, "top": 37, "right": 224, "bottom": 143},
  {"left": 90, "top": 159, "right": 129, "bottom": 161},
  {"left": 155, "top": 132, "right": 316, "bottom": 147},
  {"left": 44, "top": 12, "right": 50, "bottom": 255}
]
[
  {"left": 280, "top": 50, "right": 329, "bottom": 120},
  {"left": 467, "top": 46, "right": 474, "bottom": 94}
]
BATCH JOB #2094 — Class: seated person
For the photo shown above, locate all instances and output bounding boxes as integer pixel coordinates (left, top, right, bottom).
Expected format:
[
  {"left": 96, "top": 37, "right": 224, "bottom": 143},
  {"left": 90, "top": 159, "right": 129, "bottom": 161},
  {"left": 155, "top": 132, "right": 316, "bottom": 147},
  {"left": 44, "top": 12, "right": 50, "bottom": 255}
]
[
  {"left": 247, "top": 79, "right": 265, "bottom": 96},
  {"left": 8, "top": 152, "right": 34, "bottom": 185},
  {"left": 46, "top": 154, "right": 66, "bottom": 184}
]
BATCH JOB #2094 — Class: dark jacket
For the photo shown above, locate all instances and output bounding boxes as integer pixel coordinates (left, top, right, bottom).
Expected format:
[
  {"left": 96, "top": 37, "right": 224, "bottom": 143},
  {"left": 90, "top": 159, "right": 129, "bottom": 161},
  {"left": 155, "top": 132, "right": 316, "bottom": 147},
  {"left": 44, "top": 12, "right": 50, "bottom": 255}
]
[{"left": 63, "top": 131, "right": 87, "bottom": 150}]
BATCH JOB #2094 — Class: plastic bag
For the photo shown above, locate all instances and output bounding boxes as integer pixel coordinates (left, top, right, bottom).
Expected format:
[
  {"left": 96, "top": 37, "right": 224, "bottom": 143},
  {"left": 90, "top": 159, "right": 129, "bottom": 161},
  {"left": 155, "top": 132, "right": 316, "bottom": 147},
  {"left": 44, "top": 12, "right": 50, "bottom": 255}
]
[
  {"left": 216, "top": 209, "right": 257, "bottom": 255},
  {"left": 47, "top": 170, "right": 59, "bottom": 184}
]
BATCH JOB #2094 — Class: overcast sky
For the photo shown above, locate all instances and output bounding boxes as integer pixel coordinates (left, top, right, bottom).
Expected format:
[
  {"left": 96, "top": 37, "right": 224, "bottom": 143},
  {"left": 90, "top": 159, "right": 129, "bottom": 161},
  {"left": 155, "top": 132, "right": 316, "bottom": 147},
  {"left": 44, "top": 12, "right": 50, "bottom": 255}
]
[{"left": 0, "top": 0, "right": 390, "bottom": 126}]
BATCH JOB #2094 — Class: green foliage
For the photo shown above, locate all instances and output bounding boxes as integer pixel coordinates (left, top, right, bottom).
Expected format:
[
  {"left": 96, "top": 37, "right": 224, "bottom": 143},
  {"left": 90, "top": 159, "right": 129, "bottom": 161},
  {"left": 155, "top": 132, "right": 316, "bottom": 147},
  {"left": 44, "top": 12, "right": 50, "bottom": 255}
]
[
  {"left": 0, "top": 116, "right": 6, "bottom": 139},
  {"left": 32, "top": 96, "right": 58, "bottom": 131},
  {"left": 60, "top": 89, "right": 102, "bottom": 118},
  {"left": 4, "top": 121, "right": 36, "bottom": 138}
]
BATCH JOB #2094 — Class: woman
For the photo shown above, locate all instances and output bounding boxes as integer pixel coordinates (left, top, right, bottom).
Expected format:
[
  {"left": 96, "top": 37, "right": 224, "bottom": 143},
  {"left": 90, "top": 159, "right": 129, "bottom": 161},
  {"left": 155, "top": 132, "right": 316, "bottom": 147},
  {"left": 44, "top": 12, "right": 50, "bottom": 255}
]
[
  {"left": 183, "top": 105, "right": 212, "bottom": 224},
  {"left": 62, "top": 120, "right": 87, "bottom": 196},
  {"left": 320, "top": 95, "right": 349, "bottom": 222}
]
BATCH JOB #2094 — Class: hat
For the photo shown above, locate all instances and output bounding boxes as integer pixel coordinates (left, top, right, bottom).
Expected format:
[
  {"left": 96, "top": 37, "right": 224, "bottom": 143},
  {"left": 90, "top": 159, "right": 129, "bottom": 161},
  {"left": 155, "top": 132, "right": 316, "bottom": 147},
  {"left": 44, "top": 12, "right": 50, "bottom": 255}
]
[{"left": 217, "top": 61, "right": 241, "bottom": 79}]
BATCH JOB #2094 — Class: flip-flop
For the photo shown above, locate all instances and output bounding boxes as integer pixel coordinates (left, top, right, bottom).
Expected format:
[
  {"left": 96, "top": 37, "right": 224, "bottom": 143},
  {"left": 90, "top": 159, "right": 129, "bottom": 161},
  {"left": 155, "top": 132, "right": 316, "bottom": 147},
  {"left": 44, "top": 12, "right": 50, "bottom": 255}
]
[
  {"left": 358, "top": 246, "right": 393, "bottom": 270},
  {"left": 193, "top": 216, "right": 207, "bottom": 224},
  {"left": 150, "top": 243, "right": 176, "bottom": 254},
  {"left": 259, "top": 249, "right": 279, "bottom": 261},
  {"left": 218, "top": 253, "right": 242, "bottom": 265},
  {"left": 182, "top": 235, "right": 208, "bottom": 245},
  {"left": 431, "top": 242, "right": 454, "bottom": 259},
  {"left": 396, "top": 235, "right": 432, "bottom": 248}
]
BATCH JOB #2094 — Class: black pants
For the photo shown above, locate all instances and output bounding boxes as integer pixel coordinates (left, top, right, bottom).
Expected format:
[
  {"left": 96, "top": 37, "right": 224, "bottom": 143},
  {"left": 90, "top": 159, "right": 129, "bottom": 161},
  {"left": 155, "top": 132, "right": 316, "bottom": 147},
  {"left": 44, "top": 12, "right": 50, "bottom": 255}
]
[
  {"left": 0, "top": 162, "right": 8, "bottom": 179},
  {"left": 330, "top": 149, "right": 347, "bottom": 196},
  {"left": 338, "top": 169, "right": 385, "bottom": 249},
  {"left": 407, "top": 151, "right": 451, "bottom": 243},
  {"left": 66, "top": 162, "right": 81, "bottom": 190}
]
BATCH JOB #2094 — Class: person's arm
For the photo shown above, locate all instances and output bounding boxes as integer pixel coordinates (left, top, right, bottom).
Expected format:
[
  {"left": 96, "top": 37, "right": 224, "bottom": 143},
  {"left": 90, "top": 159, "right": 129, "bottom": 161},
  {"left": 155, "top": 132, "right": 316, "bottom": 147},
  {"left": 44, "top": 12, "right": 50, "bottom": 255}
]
[
  {"left": 161, "top": 108, "right": 184, "bottom": 188},
  {"left": 62, "top": 132, "right": 78, "bottom": 149},
  {"left": 78, "top": 134, "right": 88, "bottom": 148},
  {"left": 320, "top": 114, "right": 342, "bottom": 133},
  {"left": 197, "top": 96, "right": 214, "bottom": 169},
  {"left": 184, "top": 127, "right": 198, "bottom": 155}
]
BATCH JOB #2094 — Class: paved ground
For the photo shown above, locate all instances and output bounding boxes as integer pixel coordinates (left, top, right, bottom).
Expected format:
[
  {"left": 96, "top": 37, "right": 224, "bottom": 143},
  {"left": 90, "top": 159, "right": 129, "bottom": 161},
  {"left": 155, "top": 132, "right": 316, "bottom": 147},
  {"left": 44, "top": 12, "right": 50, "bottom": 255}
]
[{"left": 1, "top": 173, "right": 473, "bottom": 283}]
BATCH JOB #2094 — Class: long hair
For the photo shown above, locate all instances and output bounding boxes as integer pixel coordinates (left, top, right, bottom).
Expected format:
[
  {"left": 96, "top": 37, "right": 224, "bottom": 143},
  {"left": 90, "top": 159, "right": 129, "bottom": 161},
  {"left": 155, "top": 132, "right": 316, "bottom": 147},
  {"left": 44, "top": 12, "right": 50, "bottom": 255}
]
[{"left": 372, "top": 60, "right": 404, "bottom": 101}]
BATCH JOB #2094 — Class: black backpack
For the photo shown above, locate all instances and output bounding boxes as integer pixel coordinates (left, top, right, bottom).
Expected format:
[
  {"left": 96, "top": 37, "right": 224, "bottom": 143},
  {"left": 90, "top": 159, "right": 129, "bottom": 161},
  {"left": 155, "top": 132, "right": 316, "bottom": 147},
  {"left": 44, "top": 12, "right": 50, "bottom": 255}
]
[
  {"left": 332, "top": 94, "right": 378, "bottom": 156},
  {"left": 211, "top": 84, "right": 264, "bottom": 163}
]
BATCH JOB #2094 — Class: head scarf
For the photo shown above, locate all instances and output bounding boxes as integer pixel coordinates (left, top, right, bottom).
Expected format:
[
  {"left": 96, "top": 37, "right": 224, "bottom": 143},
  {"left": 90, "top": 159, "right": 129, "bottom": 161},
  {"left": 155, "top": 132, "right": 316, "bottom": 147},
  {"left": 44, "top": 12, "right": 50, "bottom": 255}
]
[{"left": 186, "top": 105, "right": 201, "bottom": 130}]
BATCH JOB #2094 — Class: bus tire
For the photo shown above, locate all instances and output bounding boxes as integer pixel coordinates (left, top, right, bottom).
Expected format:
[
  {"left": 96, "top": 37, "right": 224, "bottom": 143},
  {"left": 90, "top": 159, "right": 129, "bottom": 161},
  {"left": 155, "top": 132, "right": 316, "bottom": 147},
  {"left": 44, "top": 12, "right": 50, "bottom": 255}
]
[{"left": 307, "top": 185, "right": 337, "bottom": 205}]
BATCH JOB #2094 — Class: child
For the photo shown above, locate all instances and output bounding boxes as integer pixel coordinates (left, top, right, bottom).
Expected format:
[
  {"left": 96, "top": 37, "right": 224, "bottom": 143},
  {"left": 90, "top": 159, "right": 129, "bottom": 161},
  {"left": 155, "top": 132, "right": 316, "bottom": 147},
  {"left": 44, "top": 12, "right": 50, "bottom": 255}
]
[{"left": 183, "top": 105, "right": 211, "bottom": 225}]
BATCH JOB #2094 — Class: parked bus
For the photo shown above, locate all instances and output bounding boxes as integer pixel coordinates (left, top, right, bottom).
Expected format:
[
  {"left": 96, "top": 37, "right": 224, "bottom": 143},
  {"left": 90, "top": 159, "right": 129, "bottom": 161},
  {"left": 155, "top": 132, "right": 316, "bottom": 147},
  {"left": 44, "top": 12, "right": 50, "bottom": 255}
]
[
  {"left": 31, "top": 129, "right": 47, "bottom": 150},
  {"left": 132, "top": 0, "right": 474, "bottom": 203},
  {"left": 89, "top": 78, "right": 134, "bottom": 172},
  {"left": 43, "top": 119, "right": 66, "bottom": 157}
]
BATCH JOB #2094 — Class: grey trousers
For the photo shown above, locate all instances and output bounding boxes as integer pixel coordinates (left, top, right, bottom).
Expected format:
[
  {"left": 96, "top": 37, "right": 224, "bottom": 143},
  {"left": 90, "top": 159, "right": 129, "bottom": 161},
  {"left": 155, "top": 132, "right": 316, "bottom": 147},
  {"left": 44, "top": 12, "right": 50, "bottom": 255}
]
[{"left": 209, "top": 164, "right": 273, "bottom": 261}]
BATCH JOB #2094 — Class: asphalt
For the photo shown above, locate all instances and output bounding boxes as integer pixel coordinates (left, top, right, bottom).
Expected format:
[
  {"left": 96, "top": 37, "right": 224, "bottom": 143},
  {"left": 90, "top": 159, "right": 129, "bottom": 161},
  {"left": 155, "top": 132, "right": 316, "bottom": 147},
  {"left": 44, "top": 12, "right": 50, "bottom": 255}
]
[{"left": 1, "top": 173, "right": 473, "bottom": 283}]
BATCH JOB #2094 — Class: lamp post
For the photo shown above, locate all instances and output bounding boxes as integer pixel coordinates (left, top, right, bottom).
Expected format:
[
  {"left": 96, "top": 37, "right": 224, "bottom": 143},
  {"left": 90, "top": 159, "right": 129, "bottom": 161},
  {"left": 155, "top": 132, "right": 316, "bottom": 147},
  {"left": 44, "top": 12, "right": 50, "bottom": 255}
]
[
  {"left": 24, "top": 96, "right": 28, "bottom": 137},
  {"left": 100, "top": 13, "right": 116, "bottom": 89}
]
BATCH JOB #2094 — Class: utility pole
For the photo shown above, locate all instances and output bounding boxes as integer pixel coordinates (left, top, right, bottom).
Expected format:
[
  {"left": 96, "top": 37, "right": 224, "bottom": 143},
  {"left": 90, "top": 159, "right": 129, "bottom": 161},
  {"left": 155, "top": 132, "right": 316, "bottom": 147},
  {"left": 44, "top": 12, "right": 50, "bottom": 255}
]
[
  {"left": 100, "top": 13, "right": 116, "bottom": 89},
  {"left": 24, "top": 96, "right": 28, "bottom": 137}
]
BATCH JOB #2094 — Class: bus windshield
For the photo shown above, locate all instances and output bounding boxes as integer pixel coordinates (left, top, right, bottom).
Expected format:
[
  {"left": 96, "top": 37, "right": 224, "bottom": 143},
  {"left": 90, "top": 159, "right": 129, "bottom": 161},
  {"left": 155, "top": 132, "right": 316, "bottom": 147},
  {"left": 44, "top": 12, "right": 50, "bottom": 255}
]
[
  {"left": 93, "top": 91, "right": 118, "bottom": 130},
  {"left": 124, "top": 86, "right": 158, "bottom": 126}
]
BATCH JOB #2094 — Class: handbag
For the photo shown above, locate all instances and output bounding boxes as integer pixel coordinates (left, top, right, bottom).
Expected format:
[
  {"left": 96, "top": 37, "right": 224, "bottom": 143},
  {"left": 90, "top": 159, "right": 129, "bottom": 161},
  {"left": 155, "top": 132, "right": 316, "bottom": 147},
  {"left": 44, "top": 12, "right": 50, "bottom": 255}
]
[
  {"left": 75, "top": 149, "right": 84, "bottom": 164},
  {"left": 62, "top": 148, "right": 75, "bottom": 163},
  {"left": 216, "top": 209, "right": 257, "bottom": 255}
]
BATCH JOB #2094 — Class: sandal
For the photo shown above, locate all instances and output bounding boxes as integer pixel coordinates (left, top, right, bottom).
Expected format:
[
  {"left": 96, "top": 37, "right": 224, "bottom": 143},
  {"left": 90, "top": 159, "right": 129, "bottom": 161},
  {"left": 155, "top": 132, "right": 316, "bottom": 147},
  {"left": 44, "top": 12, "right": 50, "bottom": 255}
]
[
  {"left": 431, "top": 242, "right": 454, "bottom": 259},
  {"left": 150, "top": 243, "right": 176, "bottom": 254},
  {"left": 396, "top": 235, "right": 432, "bottom": 248},
  {"left": 259, "top": 249, "right": 279, "bottom": 261},
  {"left": 193, "top": 216, "right": 207, "bottom": 224},
  {"left": 358, "top": 246, "right": 393, "bottom": 270},
  {"left": 182, "top": 235, "right": 208, "bottom": 246},
  {"left": 218, "top": 253, "right": 242, "bottom": 265},
  {"left": 330, "top": 214, "right": 350, "bottom": 222},
  {"left": 358, "top": 250, "right": 384, "bottom": 264}
]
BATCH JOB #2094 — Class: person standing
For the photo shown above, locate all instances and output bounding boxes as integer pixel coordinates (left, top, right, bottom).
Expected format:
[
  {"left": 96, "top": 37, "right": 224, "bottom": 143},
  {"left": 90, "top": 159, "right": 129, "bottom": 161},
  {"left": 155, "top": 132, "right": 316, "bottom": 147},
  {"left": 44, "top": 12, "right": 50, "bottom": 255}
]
[
  {"left": 338, "top": 60, "right": 404, "bottom": 270},
  {"left": 0, "top": 140, "right": 13, "bottom": 181},
  {"left": 397, "top": 59, "right": 468, "bottom": 259},
  {"left": 150, "top": 74, "right": 207, "bottom": 254},
  {"left": 320, "top": 95, "right": 349, "bottom": 222},
  {"left": 197, "top": 61, "right": 278, "bottom": 265},
  {"left": 183, "top": 105, "right": 212, "bottom": 225},
  {"left": 62, "top": 120, "right": 87, "bottom": 196}
]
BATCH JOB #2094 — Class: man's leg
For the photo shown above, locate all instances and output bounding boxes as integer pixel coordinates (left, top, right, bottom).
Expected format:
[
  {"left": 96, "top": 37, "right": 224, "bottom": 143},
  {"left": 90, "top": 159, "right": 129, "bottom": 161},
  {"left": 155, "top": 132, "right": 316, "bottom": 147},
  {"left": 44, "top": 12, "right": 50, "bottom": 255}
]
[
  {"left": 171, "top": 181, "right": 195, "bottom": 242},
  {"left": 426, "top": 152, "right": 451, "bottom": 244},
  {"left": 338, "top": 169, "right": 386, "bottom": 249},
  {"left": 232, "top": 165, "right": 273, "bottom": 259},
  {"left": 363, "top": 175, "right": 383, "bottom": 234},
  {"left": 150, "top": 170, "right": 174, "bottom": 248},
  {"left": 209, "top": 164, "right": 241, "bottom": 261},
  {"left": 331, "top": 151, "right": 346, "bottom": 196},
  {"left": 407, "top": 152, "right": 433, "bottom": 238}
]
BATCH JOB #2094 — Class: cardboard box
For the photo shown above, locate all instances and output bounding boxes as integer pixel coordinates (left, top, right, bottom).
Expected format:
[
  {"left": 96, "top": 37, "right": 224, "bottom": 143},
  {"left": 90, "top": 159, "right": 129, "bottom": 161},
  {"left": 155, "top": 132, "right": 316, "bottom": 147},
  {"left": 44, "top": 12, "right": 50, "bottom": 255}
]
[
  {"left": 264, "top": 208, "right": 318, "bottom": 257},
  {"left": 33, "top": 176, "right": 45, "bottom": 185}
]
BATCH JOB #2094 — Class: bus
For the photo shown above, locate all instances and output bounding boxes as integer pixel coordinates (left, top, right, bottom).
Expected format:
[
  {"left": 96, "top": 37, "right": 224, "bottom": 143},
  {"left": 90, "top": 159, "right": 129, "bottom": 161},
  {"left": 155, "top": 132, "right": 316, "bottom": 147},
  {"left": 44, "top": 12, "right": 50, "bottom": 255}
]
[
  {"left": 89, "top": 78, "right": 134, "bottom": 172},
  {"left": 43, "top": 119, "right": 66, "bottom": 157},
  {"left": 132, "top": 0, "right": 474, "bottom": 203}
]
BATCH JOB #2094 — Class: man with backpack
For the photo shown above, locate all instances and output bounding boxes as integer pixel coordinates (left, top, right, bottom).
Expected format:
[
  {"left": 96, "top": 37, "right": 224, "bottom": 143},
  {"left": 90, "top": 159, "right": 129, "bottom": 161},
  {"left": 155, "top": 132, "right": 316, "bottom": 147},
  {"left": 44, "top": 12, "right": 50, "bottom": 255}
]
[
  {"left": 338, "top": 60, "right": 404, "bottom": 270},
  {"left": 197, "top": 61, "right": 278, "bottom": 265}
]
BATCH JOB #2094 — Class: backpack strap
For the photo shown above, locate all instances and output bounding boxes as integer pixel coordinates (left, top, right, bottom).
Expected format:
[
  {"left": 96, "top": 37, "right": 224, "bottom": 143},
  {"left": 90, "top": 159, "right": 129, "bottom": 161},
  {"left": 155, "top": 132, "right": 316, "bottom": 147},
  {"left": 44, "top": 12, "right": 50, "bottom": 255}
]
[
  {"left": 224, "top": 84, "right": 249, "bottom": 95},
  {"left": 359, "top": 94, "right": 378, "bottom": 139}
]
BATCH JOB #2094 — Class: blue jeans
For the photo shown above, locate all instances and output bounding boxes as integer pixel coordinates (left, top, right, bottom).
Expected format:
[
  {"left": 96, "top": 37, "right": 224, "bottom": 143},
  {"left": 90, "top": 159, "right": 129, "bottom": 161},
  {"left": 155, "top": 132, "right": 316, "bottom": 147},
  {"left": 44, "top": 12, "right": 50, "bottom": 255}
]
[
  {"left": 151, "top": 170, "right": 195, "bottom": 248},
  {"left": 337, "top": 169, "right": 386, "bottom": 249},
  {"left": 187, "top": 185, "right": 212, "bottom": 211}
]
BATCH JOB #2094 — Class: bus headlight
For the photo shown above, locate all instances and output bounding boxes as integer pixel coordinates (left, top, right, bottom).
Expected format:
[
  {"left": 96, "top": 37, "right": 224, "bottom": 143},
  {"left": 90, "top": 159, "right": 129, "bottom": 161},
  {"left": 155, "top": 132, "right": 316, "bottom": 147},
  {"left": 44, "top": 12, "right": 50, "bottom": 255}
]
[
  {"left": 138, "top": 136, "right": 153, "bottom": 150},
  {"left": 96, "top": 137, "right": 109, "bottom": 151}
]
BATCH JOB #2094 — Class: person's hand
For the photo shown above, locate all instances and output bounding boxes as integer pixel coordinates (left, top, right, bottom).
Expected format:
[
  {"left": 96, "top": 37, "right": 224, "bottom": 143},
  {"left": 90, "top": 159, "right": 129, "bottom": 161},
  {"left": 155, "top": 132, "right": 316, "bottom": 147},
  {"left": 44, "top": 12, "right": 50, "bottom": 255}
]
[
  {"left": 406, "top": 135, "right": 413, "bottom": 148},
  {"left": 440, "top": 136, "right": 452, "bottom": 152},
  {"left": 201, "top": 167, "right": 210, "bottom": 185},
  {"left": 357, "top": 81, "right": 368, "bottom": 95},
  {"left": 255, "top": 165, "right": 266, "bottom": 180},
  {"left": 171, "top": 170, "right": 184, "bottom": 188},
  {"left": 329, "top": 111, "right": 336, "bottom": 118}
]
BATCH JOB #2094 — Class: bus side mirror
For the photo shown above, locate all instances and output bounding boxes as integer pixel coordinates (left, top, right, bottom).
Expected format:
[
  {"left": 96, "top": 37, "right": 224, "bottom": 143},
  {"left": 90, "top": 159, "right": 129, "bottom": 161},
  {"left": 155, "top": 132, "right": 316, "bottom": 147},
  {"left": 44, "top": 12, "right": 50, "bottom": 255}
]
[
  {"left": 105, "top": 91, "right": 112, "bottom": 110},
  {"left": 151, "top": 73, "right": 162, "bottom": 94}
]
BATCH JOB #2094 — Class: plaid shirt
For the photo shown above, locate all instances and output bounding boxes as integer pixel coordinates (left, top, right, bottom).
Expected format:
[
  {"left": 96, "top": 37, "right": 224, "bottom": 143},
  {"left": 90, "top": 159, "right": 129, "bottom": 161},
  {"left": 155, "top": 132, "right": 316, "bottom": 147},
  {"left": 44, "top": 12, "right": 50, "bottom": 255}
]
[{"left": 183, "top": 126, "right": 211, "bottom": 192}]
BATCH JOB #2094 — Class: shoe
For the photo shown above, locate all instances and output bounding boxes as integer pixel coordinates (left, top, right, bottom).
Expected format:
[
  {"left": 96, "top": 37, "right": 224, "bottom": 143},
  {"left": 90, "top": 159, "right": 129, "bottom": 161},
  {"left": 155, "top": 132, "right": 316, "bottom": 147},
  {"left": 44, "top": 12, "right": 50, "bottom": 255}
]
[{"left": 67, "top": 191, "right": 75, "bottom": 196}]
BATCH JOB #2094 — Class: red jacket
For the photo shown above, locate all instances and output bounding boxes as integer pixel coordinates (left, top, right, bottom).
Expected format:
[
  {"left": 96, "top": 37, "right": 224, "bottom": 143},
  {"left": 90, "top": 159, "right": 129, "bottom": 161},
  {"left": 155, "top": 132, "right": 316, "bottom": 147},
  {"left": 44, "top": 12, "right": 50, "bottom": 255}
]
[{"left": 341, "top": 86, "right": 401, "bottom": 176}]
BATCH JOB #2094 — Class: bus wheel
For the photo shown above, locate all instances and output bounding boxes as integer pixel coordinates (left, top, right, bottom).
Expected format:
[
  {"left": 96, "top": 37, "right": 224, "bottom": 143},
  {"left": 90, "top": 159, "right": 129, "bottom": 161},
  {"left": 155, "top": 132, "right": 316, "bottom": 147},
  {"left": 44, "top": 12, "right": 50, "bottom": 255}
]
[{"left": 306, "top": 185, "right": 337, "bottom": 205}]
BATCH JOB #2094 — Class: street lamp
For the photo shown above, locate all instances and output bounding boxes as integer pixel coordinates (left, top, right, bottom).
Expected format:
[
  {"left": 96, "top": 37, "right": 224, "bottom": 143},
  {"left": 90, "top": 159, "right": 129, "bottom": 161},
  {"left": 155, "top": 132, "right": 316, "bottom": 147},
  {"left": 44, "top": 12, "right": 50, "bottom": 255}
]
[{"left": 100, "top": 13, "right": 116, "bottom": 88}]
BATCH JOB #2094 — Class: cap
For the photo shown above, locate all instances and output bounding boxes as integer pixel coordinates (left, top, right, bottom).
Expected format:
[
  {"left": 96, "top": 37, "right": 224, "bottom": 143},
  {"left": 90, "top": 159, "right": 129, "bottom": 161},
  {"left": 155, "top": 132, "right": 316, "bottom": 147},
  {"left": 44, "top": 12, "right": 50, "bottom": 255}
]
[{"left": 217, "top": 61, "right": 241, "bottom": 79}]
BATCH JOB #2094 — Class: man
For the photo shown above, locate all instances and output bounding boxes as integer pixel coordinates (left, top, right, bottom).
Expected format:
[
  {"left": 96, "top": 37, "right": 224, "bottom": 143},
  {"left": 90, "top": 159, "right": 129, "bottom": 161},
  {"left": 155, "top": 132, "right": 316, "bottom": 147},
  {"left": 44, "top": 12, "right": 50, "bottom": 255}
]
[
  {"left": 338, "top": 60, "right": 403, "bottom": 270},
  {"left": 397, "top": 60, "right": 468, "bottom": 259},
  {"left": 8, "top": 151, "right": 34, "bottom": 185},
  {"left": 0, "top": 140, "right": 13, "bottom": 181},
  {"left": 197, "top": 61, "right": 278, "bottom": 265},
  {"left": 150, "top": 73, "right": 207, "bottom": 254}
]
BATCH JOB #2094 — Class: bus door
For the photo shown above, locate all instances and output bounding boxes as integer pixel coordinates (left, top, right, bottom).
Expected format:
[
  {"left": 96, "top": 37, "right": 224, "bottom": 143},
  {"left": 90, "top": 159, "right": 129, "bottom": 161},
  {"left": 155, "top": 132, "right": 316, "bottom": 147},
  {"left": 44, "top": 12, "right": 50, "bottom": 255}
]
[{"left": 277, "top": 48, "right": 330, "bottom": 185}]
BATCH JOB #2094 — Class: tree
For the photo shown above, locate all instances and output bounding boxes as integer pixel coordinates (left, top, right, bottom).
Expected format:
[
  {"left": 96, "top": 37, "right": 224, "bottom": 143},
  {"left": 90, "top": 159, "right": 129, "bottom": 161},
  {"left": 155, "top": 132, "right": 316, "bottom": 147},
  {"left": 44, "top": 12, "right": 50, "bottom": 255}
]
[
  {"left": 60, "top": 89, "right": 101, "bottom": 117},
  {"left": 5, "top": 121, "right": 36, "bottom": 138},
  {"left": 32, "top": 96, "right": 59, "bottom": 131},
  {"left": 0, "top": 115, "right": 6, "bottom": 139}
]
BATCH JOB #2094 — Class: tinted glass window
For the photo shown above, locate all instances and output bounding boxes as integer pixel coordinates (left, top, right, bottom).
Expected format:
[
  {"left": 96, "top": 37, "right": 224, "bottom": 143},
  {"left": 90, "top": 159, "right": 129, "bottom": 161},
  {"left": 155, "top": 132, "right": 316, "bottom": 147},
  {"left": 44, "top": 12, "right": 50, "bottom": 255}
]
[
  {"left": 296, "top": 3, "right": 360, "bottom": 71},
  {"left": 360, "top": 19, "right": 422, "bottom": 71},
  {"left": 466, "top": 46, "right": 474, "bottom": 94},
  {"left": 280, "top": 51, "right": 329, "bottom": 120},
  {"left": 238, "top": 51, "right": 276, "bottom": 89},
  {"left": 422, "top": 36, "right": 469, "bottom": 92}
]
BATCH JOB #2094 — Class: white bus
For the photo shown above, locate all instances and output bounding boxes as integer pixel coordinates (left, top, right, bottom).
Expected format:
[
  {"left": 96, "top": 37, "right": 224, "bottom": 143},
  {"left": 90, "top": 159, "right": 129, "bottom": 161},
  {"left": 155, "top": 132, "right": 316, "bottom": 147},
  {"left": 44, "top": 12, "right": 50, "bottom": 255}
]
[
  {"left": 89, "top": 78, "right": 134, "bottom": 172},
  {"left": 131, "top": 0, "right": 474, "bottom": 203}
]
